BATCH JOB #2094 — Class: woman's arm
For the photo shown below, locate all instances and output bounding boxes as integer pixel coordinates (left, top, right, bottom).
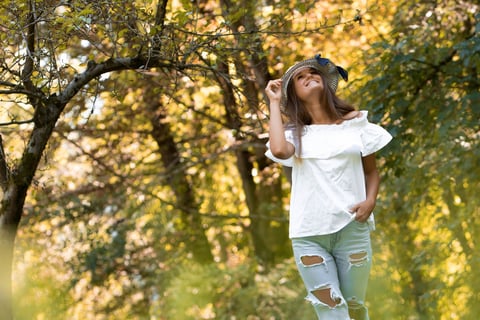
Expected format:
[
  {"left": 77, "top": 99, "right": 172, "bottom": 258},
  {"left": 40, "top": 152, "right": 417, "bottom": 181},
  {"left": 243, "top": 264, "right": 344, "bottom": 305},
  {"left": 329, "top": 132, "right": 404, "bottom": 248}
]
[
  {"left": 265, "top": 79, "right": 295, "bottom": 159},
  {"left": 350, "top": 153, "right": 380, "bottom": 222}
]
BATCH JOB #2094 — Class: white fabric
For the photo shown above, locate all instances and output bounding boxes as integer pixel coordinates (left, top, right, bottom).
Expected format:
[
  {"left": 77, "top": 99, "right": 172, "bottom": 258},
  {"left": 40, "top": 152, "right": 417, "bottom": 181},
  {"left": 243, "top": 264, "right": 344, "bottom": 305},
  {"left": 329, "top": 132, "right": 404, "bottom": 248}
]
[{"left": 265, "top": 111, "right": 392, "bottom": 238}]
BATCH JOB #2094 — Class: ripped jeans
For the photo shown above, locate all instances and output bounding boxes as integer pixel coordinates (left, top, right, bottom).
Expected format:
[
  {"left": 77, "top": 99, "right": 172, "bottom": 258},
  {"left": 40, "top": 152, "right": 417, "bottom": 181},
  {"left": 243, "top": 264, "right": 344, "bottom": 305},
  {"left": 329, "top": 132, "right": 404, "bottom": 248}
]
[{"left": 291, "top": 220, "right": 372, "bottom": 320}]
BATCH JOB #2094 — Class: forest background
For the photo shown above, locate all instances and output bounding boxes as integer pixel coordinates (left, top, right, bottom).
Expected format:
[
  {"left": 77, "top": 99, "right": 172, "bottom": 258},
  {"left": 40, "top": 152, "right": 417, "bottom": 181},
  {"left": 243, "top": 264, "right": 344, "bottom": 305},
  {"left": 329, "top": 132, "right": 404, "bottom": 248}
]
[{"left": 0, "top": 0, "right": 478, "bottom": 319}]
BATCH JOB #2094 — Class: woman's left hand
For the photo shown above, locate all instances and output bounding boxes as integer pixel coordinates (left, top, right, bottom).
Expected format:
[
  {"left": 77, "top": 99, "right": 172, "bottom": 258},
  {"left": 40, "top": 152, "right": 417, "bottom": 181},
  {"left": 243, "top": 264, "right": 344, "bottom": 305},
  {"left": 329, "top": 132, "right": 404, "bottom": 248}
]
[{"left": 349, "top": 199, "right": 376, "bottom": 223}]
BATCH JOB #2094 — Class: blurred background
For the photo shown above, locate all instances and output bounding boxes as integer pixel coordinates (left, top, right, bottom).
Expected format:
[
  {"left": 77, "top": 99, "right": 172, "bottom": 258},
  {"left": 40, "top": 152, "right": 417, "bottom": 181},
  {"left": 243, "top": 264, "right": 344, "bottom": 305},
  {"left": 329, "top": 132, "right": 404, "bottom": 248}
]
[{"left": 1, "top": 0, "right": 478, "bottom": 319}]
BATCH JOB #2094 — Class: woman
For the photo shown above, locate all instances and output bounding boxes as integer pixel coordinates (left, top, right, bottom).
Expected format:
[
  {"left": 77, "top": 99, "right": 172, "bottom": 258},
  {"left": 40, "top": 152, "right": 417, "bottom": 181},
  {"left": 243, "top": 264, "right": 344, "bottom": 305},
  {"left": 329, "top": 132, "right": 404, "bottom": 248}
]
[{"left": 265, "top": 55, "right": 392, "bottom": 319}]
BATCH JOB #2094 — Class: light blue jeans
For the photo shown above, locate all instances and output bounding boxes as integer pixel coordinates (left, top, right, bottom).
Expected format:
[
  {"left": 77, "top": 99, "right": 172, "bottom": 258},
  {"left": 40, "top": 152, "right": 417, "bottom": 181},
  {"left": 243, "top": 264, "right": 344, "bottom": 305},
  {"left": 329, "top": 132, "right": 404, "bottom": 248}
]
[{"left": 291, "top": 220, "right": 372, "bottom": 320}]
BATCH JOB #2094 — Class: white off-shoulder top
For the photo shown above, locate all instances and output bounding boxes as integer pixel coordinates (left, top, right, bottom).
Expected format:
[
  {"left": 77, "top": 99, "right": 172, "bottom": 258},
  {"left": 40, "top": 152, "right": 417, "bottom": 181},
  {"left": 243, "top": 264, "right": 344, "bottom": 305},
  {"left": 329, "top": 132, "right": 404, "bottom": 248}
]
[{"left": 265, "top": 111, "right": 392, "bottom": 238}]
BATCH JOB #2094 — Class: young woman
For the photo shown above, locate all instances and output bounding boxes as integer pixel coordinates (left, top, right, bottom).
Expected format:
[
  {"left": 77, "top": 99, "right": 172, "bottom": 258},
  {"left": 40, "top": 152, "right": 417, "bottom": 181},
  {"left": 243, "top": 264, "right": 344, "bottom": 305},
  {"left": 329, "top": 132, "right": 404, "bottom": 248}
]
[{"left": 265, "top": 55, "right": 392, "bottom": 319}]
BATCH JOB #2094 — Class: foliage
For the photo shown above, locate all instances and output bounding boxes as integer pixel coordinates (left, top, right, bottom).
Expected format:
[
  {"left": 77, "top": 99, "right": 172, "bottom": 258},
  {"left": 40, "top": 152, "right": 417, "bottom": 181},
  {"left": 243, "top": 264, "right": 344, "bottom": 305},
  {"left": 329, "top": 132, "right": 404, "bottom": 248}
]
[
  {"left": 356, "top": 1, "right": 480, "bottom": 319},
  {"left": 160, "top": 259, "right": 315, "bottom": 320}
]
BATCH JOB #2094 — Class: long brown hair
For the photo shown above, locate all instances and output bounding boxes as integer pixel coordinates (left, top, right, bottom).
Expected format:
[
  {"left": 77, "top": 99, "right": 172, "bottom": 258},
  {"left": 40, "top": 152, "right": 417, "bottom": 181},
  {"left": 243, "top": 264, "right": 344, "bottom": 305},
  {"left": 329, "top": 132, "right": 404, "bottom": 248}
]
[{"left": 283, "top": 72, "right": 355, "bottom": 155}]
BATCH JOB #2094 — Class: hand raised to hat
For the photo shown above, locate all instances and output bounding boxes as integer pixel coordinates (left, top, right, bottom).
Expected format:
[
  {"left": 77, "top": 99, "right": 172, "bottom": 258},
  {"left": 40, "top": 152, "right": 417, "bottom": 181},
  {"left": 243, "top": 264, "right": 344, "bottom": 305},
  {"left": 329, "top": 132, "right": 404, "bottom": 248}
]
[{"left": 265, "top": 79, "right": 283, "bottom": 106}]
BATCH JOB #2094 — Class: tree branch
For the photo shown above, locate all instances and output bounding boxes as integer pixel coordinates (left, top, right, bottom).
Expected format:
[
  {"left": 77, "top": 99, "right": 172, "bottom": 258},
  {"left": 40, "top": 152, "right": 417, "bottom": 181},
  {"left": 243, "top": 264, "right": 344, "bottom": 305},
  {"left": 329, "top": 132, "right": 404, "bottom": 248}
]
[
  {"left": 154, "top": 0, "right": 168, "bottom": 29},
  {"left": 0, "top": 135, "right": 9, "bottom": 190},
  {"left": 0, "top": 119, "right": 34, "bottom": 127},
  {"left": 0, "top": 81, "right": 20, "bottom": 88},
  {"left": 57, "top": 57, "right": 173, "bottom": 105},
  {"left": 0, "top": 89, "right": 40, "bottom": 96},
  {"left": 21, "top": 0, "right": 37, "bottom": 96}
]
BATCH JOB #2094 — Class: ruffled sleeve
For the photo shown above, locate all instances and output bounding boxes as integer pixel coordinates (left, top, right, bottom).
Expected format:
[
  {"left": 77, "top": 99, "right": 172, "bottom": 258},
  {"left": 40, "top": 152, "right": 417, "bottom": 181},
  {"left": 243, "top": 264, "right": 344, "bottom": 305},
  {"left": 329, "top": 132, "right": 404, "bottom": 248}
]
[
  {"left": 356, "top": 111, "right": 393, "bottom": 156},
  {"left": 264, "top": 129, "right": 295, "bottom": 167}
]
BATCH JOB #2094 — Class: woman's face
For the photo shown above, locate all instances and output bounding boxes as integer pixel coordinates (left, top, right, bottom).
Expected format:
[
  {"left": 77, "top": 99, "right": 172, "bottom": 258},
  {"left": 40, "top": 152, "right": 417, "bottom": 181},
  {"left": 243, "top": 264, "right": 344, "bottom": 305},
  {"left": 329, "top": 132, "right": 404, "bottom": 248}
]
[{"left": 292, "top": 68, "right": 324, "bottom": 102}]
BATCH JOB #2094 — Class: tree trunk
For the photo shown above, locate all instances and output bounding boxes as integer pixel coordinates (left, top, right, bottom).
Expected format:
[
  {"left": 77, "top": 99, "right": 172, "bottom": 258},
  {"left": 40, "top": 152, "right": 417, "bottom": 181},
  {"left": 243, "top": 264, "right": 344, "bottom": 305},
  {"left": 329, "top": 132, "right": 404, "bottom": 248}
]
[
  {"left": 0, "top": 185, "right": 27, "bottom": 320},
  {"left": 212, "top": 50, "right": 290, "bottom": 266},
  {"left": 236, "top": 149, "right": 290, "bottom": 267},
  {"left": 0, "top": 97, "right": 61, "bottom": 319},
  {"left": 148, "top": 100, "right": 213, "bottom": 264}
]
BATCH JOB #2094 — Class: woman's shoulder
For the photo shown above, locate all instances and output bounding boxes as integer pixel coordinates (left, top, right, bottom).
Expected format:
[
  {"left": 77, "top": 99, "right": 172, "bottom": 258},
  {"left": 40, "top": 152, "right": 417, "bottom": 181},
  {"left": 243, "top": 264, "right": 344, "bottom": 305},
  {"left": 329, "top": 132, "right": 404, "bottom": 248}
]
[
  {"left": 338, "top": 110, "right": 368, "bottom": 126},
  {"left": 342, "top": 110, "right": 364, "bottom": 121}
]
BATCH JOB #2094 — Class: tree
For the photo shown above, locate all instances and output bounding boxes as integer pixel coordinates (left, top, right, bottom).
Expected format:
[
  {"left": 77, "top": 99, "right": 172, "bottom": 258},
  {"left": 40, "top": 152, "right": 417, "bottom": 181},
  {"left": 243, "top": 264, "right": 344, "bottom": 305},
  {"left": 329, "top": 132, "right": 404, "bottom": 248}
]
[
  {"left": 356, "top": 1, "right": 479, "bottom": 318},
  {"left": 0, "top": 0, "right": 203, "bottom": 316}
]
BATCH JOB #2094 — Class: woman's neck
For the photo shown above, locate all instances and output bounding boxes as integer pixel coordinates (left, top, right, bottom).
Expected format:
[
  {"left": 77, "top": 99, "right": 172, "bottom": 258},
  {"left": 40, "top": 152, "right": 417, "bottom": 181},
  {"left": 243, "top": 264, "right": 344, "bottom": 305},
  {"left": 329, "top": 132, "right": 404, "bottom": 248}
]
[{"left": 307, "top": 103, "right": 336, "bottom": 124}]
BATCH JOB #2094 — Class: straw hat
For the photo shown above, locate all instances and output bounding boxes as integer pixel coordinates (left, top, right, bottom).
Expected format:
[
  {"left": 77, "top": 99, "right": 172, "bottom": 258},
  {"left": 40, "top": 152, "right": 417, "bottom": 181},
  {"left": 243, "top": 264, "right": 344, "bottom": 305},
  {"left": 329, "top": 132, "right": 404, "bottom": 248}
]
[{"left": 281, "top": 54, "right": 348, "bottom": 104}]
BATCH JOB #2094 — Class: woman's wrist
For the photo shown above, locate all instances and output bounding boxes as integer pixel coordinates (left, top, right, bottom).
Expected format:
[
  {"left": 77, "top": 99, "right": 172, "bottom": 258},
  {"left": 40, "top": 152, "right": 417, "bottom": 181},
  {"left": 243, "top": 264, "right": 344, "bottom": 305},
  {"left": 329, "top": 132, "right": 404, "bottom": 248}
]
[
  {"left": 269, "top": 102, "right": 282, "bottom": 115},
  {"left": 365, "top": 197, "right": 376, "bottom": 210}
]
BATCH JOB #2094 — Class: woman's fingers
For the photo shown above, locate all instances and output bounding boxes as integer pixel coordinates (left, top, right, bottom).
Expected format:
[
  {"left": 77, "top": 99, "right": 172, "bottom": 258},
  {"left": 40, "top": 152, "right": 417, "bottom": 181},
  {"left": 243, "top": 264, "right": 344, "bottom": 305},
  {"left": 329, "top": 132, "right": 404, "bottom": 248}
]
[
  {"left": 266, "top": 79, "right": 282, "bottom": 100},
  {"left": 267, "top": 79, "right": 282, "bottom": 89}
]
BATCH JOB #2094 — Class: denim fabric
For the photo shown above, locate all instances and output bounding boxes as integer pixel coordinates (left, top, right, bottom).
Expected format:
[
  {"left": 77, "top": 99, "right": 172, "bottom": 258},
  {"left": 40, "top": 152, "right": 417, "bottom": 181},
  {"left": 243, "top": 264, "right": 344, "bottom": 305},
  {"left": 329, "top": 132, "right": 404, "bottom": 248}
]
[{"left": 291, "top": 220, "right": 372, "bottom": 320}]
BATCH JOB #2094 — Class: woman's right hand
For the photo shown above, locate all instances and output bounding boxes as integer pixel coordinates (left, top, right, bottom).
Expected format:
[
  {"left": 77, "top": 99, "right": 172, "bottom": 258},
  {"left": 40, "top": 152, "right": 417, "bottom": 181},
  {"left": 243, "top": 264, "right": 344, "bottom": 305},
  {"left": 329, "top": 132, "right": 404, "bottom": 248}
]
[
  {"left": 265, "top": 79, "right": 283, "bottom": 105},
  {"left": 266, "top": 79, "right": 294, "bottom": 159}
]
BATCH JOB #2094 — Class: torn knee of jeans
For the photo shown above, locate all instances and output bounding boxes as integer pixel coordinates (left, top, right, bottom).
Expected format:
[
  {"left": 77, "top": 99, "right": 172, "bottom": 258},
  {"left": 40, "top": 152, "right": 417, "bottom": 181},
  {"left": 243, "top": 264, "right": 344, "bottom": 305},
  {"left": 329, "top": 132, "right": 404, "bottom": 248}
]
[
  {"left": 349, "top": 251, "right": 369, "bottom": 267},
  {"left": 347, "top": 297, "right": 364, "bottom": 309},
  {"left": 308, "top": 285, "right": 343, "bottom": 308},
  {"left": 300, "top": 255, "right": 324, "bottom": 267},
  {"left": 347, "top": 298, "right": 368, "bottom": 318}
]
